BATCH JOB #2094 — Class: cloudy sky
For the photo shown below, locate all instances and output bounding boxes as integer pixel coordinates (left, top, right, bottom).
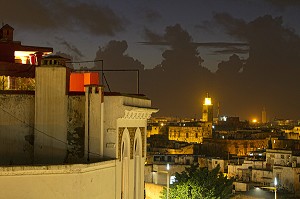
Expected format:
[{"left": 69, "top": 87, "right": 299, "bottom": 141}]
[
  {"left": 2, "top": 0, "right": 299, "bottom": 71},
  {"left": 2, "top": 0, "right": 300, "bottom": 120}
]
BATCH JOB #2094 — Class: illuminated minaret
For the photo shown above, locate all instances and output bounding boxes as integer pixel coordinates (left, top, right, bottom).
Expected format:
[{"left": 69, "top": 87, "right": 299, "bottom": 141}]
[
  {"left": 202, "top": 93, "right": 213, "bottom": 122},
  {"left": 262, "top": 107, "right": 267, "bottom": 124}
]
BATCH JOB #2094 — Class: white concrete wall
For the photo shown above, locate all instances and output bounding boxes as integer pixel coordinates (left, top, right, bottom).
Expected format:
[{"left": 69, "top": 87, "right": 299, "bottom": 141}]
[
  {"left": 274, "top": 166, "right": 294, "bottom": 191},
  {"left": 103, "top": 95, "right": 155, "bottom": 199},
  {"left": 85, "top": 86, "right": 103, "bottom": 161},
  {"left": 151, "top": 164, "right": 186, "bottom": 185},
  {"left": 293, "top": 168, "right": 300, "bottom": 196},
  {"left": 117, "top": 118, "right": 147, "bottom": 199},
  {"left": 233, "top": 182, "right": 249, "bottom": 192},
  {"left": 0, "top": 94, "right": 34, "bottom": 164},
  {"left": 0, "top": 160, "right": 116, "bottom": 199},
  {"left": 35, "top": 67, "right": 68, "bottom": 164},
  {"left": 251, "top": 169, "right": 273, "bottom": 184},
  {"left": 211, "top": 159, "right": 226, "bottom": 173}
]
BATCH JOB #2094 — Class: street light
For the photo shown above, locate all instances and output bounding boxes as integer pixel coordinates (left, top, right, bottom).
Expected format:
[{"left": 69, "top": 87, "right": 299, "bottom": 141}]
[
  {"left": 166, "top": 163, "right": 170, "bottom": 199},
  {"left": 257, "top": 178, "right": 277, "bottom": 199},
  {"left": 152, "top": 164, "right": 170, "bottom": 199},
  {"left": 274, "top": 177, "right": 277, "bottom": 199}
]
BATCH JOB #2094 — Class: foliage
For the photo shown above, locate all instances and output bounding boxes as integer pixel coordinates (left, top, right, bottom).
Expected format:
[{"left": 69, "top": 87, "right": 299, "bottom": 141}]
[{"left": 160, "top": 164, "right": 233, "bottom": 199}]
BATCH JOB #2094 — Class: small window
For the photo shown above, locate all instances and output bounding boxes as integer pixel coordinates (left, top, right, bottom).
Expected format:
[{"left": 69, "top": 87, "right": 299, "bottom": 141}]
[
  {"left": 195, "top": 133, "right": 198, "bottom": 138},
  {"left": 281, "top": 155, "right": 284, "bottom": 159},
  {"left": 186, "top": 133, "right": 189, "bottom": 138}
]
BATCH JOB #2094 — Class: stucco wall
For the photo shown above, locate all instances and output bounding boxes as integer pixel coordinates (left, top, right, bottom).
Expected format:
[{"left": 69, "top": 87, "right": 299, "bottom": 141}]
[
  {"left": 0, "top": 160, "right": 116, "bottom": 199},
  {"left": 67, "top": 96, "right": 85, "bottom": 162},
  {"left": 35, "top": 67, "right": 68, "bottom": 164},
  {"left": 0, "top": 94, "right": 34, "bottom": 165}
]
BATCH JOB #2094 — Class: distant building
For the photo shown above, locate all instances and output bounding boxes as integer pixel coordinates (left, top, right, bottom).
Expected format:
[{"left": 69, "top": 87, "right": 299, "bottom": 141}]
[
  {"left": 262, "top": 107, "right": 267, "bottom": 124},
  {"left": 202, "top": 93, "right": 213, "bottom": 122},
  {"left": 228, "top": 149, "right": 300, "bottom": 196},
  {"left": 168, "top": 121, "right": 212, "bottom": 143}
]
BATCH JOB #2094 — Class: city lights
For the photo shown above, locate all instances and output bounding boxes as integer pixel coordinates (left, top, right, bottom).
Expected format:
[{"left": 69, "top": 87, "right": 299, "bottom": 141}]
[{"left": 204, "top": 97, "right": 212, "bottom": 105}]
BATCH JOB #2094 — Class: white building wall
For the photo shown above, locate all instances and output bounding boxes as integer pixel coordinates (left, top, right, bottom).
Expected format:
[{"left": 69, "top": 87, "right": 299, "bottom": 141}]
[
  {"left": 273, "top": 166, "right": 295, "bottom": 192},
  {"left": 103, "top": 95, "right": 156, "bottom": 199},
  {"left": 0, "top": 161, "right": 116, "bottom": 199},
  {"left": 251, "top": 169, "right": 273, "bottom": 185},
  {"left": 34, "top": 66, "right": 68, "bottom": 164},
  {"left": 211, "top": 159, "right": 226, "bottom": 173},
  {"left": 151, "top": 164, "right": 186, "bottom": 185},
  {"left": 84, "top": 86, "right": 103, "bottom": 161}
]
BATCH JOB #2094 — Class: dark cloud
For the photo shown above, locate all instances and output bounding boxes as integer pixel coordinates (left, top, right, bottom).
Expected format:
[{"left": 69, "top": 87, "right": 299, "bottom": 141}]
[
  {"left": 139, "top": 41, "right": 248, "bottom": 47},
  {"left": 93, "top": 40, "right": 144, "bottom": 93},
  {"left": 59, "top": 1, "right": 125, "bottom": 36},
  {"left": 138, "top": 17, "right": 300, "bottom": 119},
  {"left": 144, "top": 9, "right": 162, "bottom": 23},
  {"left": 55, "top": 37, "right": 84, "bottom": 61},
  {"left": 0, "top": 0, "right": 125, "bottom": 36},
  {"left": 0, "top": 0, "right": 55, "bottom": 29},
  {"left": 212, "top": 46, "right": 249, "bottom": 55},
  {"left": 143, "top": 28, "right": 164, "bottom": 43},
  {"left": 212, "top": 13, "right": 300, "bottom": 119},
  {"left": 216, "top": 54, "right": 244, "bottom": 75},
  {"left": 265, "top": 0, "right": 300, "bottom": 9},
  {"left": 195, "top": 20, "right": 216, "bottom": 34},
  {"left": 215, "top": 14, "right": 300, "bottom": 72},
  {"left": 140, "top": 24, "right": 212, "bottom": 117},
  {"left": 213, "top": 13, "right": 248, "bottom": 41},
  {"left": 54, "top": 52, "right": 74, "bottom": 69}
]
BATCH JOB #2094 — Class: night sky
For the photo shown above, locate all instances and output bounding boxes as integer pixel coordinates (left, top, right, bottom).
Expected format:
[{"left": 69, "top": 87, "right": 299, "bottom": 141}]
[{"left": 2, "top": 0, "right": 300, "bottom": 120}]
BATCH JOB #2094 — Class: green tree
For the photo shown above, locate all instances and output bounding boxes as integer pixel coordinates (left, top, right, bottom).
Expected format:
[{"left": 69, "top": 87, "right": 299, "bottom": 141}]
[{"left": 160, "top": 164, "right": 233, "bottom": 199}]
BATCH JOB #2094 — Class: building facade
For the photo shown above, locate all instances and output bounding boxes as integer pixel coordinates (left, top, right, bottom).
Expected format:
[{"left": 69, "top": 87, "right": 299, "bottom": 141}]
[
  {"left": 168, "top": 121, "right": 212, "bottom": 143},
  {"left": 0, "top": 53, "right": 157, "bottom": 198}
]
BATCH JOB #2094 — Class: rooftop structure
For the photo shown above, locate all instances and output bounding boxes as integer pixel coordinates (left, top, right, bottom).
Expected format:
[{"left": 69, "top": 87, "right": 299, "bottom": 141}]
[{"left": 0, "top": 27, "right": 158, "bottom": 198}]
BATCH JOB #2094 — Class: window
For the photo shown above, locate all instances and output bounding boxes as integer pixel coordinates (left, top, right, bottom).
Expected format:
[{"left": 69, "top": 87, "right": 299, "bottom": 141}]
[
  {"left": 186, "top": 133, "right": 189, "bottom": 138},
  {"left": 281, "top": 155, "right": 284, "bottom": 159},
  {"left": 195, "top": 133, "right": 198, "bottom": 138}
]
